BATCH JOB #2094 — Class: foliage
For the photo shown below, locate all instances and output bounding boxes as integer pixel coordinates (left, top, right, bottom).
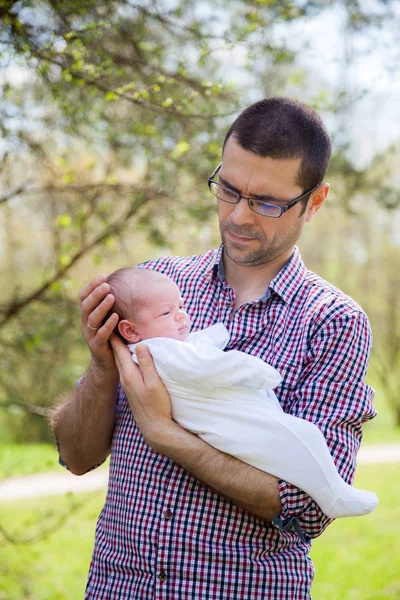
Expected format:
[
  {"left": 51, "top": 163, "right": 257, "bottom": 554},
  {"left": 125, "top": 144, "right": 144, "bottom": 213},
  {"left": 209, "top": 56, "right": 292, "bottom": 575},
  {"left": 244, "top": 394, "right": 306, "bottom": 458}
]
[{"left": 0, "top": 0, "right": 399, "bottom": 438}]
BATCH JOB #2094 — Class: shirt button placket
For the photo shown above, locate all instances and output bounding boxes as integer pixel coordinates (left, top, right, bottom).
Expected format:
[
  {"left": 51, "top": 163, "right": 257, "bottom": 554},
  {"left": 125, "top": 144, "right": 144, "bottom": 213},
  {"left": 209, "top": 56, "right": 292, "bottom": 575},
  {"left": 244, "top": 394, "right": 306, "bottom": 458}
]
[{"left": 156, "top": 508, "right": 173, "bottom": 594}]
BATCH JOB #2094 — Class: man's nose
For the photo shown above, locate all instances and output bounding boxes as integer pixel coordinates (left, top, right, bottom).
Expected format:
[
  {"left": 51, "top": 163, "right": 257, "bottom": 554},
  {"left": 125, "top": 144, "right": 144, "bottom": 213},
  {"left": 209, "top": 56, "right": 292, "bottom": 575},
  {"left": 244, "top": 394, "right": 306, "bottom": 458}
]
[{"left": 229, "top": 197, "right": 256, "bottom": 224}]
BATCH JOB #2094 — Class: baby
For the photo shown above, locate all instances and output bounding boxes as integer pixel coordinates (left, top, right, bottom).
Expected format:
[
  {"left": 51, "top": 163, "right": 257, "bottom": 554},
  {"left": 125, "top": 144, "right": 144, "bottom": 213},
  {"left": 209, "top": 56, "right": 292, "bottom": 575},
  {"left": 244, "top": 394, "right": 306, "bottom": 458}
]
[{"left": 106, "top": 266, "right": 378, "bottom": 519}]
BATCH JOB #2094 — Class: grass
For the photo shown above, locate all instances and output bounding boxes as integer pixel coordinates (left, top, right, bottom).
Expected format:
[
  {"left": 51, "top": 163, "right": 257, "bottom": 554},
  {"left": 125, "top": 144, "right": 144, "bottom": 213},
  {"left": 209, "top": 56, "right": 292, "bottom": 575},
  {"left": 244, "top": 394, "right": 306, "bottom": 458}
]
[
  {"left": 362, "top": 375, "right": 400, "bottom": 445},
  {"left": 0, "top": 491, "right": 106, "bottom": 600},
  {"left": 0, "top": 443, "right": 60, "bottom": 478},
  {"left": 0, "top": 443, "right": 109, "bottom": 478},
  {"left": 0, "top": 463, "right": 398, "bottom": 599},
  {"left": 310, "top": 463, "right": 400, "bottom": 599}
]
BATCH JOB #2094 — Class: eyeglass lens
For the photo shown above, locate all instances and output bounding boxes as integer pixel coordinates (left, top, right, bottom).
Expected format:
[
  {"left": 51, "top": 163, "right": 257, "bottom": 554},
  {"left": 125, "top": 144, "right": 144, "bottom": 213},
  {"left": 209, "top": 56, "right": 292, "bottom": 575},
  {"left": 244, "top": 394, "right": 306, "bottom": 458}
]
[{"left": 209, "top": 182, "right": 282, "bottom": 218}]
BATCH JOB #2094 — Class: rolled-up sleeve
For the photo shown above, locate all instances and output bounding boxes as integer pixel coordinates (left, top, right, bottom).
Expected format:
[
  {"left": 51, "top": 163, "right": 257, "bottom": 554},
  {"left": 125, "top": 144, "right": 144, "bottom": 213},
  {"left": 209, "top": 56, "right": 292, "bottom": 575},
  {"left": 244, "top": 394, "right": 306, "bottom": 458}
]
[{"left": 275, "top": 309, "right": 376, "bottom": 539}]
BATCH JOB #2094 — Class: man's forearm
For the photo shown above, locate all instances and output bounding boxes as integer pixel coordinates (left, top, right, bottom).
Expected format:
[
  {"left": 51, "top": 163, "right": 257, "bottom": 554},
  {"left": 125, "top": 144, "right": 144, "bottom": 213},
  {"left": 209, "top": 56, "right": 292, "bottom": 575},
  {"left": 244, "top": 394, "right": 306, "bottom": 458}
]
[
  {"left": 50, "top": 360, "right": 119, "bottom": 475},
  {"left": 149, "top": 421, "right": 281, "bottom": 521}
]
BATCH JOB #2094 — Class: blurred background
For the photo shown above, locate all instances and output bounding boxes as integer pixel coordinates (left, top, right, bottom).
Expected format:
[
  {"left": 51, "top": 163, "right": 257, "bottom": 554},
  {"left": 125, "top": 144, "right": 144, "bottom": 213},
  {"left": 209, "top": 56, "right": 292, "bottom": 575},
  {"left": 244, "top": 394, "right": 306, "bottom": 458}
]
[{"left": 0, "top": 1, "right": 399, "bottom": 598}]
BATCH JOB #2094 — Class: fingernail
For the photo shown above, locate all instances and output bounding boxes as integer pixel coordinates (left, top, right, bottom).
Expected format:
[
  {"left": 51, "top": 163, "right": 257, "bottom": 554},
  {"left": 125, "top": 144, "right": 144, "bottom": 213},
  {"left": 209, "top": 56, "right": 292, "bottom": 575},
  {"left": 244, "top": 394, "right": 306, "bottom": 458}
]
[
  {"left": 96, "top": 275, "right": 106, "bottom": 283},
  {"left": 136, "top": 345, "right": 146, "bottom": 356}
]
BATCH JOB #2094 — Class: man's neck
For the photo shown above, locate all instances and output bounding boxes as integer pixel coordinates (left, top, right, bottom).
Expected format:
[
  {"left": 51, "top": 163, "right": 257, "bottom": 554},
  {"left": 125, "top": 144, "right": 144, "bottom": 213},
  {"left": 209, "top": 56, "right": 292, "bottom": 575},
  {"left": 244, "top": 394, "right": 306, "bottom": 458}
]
[{"left": 223, "top": 247, "right": 295, "bottom": 300}]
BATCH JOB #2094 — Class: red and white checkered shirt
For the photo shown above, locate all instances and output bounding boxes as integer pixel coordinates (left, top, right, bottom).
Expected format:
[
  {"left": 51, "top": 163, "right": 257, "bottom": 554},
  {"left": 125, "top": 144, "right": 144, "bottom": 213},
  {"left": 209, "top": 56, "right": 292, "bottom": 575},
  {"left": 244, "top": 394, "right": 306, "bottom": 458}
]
[{"left": 84, "top": 246, "right": 376, "bottom": 599}]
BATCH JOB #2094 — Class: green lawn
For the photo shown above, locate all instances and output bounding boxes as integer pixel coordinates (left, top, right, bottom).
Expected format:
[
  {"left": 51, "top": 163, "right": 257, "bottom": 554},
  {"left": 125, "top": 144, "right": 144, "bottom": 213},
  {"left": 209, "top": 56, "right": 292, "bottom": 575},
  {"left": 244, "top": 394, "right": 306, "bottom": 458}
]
[
  {"left": 362, "top": 373, "right": 400, "bottom": 445},
  {"left": 0, "top": 491, "right": 105, "bottom": 600},
  {"left": 0, "top": 463, "right": 398, "bottom": 600},
  {"left": 0, "top": 443, "right": 109, "bottom": 478},
  {"left": 310, "top": 463, "right": 400, "bottom": 599},
  {"left": 0, "top": 443, "right": 60, "bottom": 478}
]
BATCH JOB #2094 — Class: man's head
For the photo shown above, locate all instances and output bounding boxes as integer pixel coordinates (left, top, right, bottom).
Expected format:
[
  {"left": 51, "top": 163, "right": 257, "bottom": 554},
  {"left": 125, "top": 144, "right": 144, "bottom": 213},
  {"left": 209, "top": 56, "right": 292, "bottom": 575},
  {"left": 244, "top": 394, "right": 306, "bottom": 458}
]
[
  {"left": 106, "top": 268, "right": 191, "bottom": 343},
  {"left": 216, "top": 97, "right": 331, "bottom": 268}
]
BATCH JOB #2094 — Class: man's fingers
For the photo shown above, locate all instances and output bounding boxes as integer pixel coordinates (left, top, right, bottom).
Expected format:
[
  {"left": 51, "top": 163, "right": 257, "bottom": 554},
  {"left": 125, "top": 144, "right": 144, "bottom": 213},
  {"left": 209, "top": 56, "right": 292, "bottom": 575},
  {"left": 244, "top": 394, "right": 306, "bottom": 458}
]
[
  {"left": 79, "top": 275, "right": 107, "bottom": 302},
  {"left": 81, "top": 285, "right": 113, "bottom": 324},
  {"left": 92, "top": 313, "right": 119, "bottom": 344},
  {"left": 110, "top": 334, "right": 141, "bottom": 382},
  {"left": 84, "top": 294, "right": 115, "bottom": 330},
  {"left": 136, "top": 345, "right": 160, "bottom": 388},
  {"left": 109, "top": 333, "right": 127, "bottom": 364}
]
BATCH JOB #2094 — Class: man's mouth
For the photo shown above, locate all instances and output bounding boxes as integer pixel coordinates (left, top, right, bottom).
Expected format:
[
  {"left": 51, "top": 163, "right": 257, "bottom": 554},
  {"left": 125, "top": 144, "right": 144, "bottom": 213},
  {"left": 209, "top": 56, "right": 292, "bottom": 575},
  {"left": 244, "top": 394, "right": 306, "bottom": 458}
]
[{"left": 226, "top": 230, "right": 255, "bottom": 242}]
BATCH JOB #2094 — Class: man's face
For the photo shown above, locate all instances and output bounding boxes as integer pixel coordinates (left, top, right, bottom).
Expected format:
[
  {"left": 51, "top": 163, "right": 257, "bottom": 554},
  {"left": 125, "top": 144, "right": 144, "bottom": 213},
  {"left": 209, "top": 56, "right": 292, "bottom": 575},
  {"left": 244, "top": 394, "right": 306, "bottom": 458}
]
[
  {"left": 218, "top": 136, "right": 313, "bottom": 267},
  {"left": 133, "top": 279, "right": 191, "bottom": 342}
]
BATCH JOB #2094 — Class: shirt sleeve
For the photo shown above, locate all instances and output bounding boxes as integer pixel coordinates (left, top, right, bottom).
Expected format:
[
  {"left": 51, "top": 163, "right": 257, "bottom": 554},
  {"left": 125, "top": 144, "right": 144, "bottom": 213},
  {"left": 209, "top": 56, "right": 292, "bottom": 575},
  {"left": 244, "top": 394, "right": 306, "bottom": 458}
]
[{"left": 274, "top": 309, "right": 376, "bottom": 540}]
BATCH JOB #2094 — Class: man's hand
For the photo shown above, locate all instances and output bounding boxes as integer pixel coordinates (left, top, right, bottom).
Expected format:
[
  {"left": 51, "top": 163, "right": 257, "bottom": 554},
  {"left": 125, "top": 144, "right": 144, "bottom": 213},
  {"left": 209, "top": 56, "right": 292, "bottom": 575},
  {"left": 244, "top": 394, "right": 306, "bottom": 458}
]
[
  {"left": 110, "top": 335, "right": 174, "bottom": 445},
  {"left": 80, "top": 274, "right": 119, "bottom": 374}
]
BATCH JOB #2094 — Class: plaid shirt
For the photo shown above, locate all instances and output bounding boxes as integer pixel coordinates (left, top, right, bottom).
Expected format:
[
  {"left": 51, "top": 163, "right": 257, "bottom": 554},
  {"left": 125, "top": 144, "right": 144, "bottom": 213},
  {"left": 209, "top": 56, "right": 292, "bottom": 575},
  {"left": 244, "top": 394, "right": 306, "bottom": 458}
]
[{"left": 84, "top": 246, "right": 376, "bottom": 599}]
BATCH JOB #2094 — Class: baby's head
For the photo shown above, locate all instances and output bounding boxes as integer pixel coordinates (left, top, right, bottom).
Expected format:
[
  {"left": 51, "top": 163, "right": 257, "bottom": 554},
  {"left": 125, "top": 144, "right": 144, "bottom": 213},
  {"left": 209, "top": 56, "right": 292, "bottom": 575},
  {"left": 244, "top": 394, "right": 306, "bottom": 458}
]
[{"left": 106, "top": 267, "right": 191, "bottom": 343}]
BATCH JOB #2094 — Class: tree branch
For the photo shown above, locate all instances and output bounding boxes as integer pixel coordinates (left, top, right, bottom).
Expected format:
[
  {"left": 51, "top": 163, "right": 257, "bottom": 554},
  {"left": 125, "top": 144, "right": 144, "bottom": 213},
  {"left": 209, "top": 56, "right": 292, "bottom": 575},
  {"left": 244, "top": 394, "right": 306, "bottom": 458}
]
[
  {"left": 0, "top": 189, "right": 158, "bottom": 327},
  {"left": 0, "top": 400, "right": 48, "bottom": 417}
]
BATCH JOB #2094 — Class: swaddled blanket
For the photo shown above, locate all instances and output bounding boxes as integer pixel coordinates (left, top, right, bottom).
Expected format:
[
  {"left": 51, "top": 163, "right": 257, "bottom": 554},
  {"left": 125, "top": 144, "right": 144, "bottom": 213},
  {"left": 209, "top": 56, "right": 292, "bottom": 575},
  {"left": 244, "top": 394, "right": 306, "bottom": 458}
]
[{"left": 129, "top": 323, "right": 378, "bottom": 519}]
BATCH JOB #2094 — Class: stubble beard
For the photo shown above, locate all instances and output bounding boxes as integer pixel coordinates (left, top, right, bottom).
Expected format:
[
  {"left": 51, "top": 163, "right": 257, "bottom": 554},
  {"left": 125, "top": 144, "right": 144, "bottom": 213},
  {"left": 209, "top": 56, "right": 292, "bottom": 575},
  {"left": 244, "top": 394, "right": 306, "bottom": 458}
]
[{"left": 220, "top": 219, "right": 304, "bottom": 268}]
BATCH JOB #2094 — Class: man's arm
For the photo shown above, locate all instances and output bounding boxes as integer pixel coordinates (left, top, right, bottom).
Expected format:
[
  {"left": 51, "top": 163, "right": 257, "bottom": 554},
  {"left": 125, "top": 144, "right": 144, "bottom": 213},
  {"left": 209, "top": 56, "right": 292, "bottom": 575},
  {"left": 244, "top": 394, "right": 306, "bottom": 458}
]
[
  {"left": 150, "top": 419, "right": 281, "bottom": 521},
  {"left": 50, "top": 275, "right": 120, "bottom": 475},
  {"left": 50, "top": 360, "right": 119, "bottom": 475},
  {"left": 274, "top": 309, "right": 376, "bottom": 539},
  {"left": 111, "top": 338, "right": 281, "bottom": 522}
]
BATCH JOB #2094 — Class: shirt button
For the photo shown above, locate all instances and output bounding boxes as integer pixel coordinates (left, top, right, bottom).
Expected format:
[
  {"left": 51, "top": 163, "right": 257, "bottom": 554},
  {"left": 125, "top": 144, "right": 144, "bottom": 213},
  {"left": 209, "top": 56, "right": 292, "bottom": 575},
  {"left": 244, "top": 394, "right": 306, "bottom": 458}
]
[
  {"left": 158, "top": 570, "right": 167, "bottom": 582},
  {"left": 226, "top": 301, "right": 232, "bottom": 306},
  {"left": 164, "top": 510, "right": 173, "bottom": 520}
]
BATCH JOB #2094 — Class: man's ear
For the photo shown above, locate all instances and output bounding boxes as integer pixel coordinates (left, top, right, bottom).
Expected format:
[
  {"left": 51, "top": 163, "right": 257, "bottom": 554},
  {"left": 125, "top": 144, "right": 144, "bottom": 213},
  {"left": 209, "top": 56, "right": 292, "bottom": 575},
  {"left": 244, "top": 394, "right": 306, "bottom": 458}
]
[
  {"left": 118, "top": 319, "right": 141, "bottom": 343},
  {"left": 305, "top": 183, "right": 330, "bottom": 223}
]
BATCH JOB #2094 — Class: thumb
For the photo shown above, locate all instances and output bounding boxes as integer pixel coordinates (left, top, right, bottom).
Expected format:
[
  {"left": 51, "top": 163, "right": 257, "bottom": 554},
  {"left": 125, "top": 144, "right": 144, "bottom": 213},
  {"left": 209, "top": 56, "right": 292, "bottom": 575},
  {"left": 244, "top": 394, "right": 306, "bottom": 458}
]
[
  {"left": 136, "top": 345, "right": 158, "bottom": 383},
  {"left": 110, "top": 333, "right": 137, "bottom": 378},
  {"left": 136, "top": 344, "right": 152, "bottom": 366},
  {"left": 109, "top": 333, "right": 126, "bottom": 362}
]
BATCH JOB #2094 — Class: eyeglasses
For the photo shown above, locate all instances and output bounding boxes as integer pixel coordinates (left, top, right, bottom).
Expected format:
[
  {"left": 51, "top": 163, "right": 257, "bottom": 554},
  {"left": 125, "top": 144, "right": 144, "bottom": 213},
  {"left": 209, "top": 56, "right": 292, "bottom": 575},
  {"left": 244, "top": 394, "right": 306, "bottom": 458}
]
[{"left": 208, "top": 163, "right": 320, "bottom": 218}]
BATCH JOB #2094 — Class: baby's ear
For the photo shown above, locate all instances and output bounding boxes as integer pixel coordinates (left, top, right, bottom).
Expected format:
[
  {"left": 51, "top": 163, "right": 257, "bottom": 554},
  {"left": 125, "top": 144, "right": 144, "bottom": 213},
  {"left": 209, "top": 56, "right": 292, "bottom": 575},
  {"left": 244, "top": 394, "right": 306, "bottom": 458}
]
[{"left": 118, "top": 320, "right": 141, "bottom": 343}]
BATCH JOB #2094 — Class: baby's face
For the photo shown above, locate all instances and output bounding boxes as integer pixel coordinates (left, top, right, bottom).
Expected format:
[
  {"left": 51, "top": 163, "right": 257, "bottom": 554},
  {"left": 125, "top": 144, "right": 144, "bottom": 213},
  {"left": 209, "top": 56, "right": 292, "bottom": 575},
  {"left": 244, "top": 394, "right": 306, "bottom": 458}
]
[{"left": 134, "top": 279, "right": 191, "bottom": 342}]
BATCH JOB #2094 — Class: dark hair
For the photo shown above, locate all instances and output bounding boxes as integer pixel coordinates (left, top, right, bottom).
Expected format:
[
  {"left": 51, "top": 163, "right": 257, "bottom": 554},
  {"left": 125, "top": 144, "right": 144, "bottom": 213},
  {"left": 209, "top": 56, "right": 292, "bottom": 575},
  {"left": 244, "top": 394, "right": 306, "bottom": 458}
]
[{"left": 223, "top": 97, "right": 331, "bottom": 192}]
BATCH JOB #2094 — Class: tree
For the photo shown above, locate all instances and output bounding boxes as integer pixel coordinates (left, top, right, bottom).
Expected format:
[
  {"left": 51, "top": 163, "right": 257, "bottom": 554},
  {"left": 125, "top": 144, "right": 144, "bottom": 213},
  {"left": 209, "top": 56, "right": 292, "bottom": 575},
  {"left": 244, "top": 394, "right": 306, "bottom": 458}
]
[{"left": 0, "top": 0, "right": 398, "bottom": 440}]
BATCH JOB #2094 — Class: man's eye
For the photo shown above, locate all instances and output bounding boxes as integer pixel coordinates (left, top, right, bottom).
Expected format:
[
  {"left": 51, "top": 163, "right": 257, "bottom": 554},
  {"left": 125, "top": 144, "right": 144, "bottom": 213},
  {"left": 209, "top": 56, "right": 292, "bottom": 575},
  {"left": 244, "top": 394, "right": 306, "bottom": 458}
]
[{"left": 221, "top": 187, "right": 237, "bottom": 200}]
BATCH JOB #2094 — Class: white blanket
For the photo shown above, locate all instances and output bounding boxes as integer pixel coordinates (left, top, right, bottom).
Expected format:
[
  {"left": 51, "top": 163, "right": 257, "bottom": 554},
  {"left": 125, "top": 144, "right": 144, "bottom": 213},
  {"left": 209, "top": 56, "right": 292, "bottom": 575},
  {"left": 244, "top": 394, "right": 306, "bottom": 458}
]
[{"left": 129, "top": 323, "right": 377, "bottom": 518}]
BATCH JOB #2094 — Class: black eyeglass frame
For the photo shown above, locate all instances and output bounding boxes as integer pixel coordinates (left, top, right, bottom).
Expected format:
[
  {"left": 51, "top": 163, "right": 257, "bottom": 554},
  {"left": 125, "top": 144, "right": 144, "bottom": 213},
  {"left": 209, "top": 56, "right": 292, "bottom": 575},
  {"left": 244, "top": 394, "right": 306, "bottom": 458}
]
[{"left": 208, "top": 163, "right": 320, "bottom": 218}]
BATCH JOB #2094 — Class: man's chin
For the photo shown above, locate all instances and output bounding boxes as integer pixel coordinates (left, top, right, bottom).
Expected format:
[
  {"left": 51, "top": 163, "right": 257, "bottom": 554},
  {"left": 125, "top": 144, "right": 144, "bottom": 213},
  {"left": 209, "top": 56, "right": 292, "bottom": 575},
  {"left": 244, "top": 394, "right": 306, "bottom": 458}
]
[{"left": 224, "top": 244, "right": 263, "bottom": 268}]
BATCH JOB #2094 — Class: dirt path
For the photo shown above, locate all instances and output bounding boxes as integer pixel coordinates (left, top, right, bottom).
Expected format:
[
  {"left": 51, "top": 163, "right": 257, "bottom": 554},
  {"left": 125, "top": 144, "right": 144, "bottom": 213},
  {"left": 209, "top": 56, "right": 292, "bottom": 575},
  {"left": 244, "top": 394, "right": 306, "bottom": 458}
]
[{"left": 1, "top": 443, "right": 400, "bottom": 502}]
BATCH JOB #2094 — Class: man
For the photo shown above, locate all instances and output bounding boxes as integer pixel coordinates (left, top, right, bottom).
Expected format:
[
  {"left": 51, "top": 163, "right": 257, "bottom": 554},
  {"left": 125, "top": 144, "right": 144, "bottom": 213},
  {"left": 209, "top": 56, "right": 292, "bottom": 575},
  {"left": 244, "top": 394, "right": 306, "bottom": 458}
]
[{"left": 51, "top": 98, "right": 376, "bottom": 599}]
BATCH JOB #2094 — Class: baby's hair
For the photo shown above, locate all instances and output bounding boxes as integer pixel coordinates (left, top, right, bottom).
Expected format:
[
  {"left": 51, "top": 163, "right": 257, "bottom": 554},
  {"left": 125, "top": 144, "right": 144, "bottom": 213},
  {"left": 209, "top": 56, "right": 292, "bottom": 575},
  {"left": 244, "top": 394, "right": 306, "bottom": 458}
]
[{"left": 104, "top": 267, "right": 172, "bottom": 336}]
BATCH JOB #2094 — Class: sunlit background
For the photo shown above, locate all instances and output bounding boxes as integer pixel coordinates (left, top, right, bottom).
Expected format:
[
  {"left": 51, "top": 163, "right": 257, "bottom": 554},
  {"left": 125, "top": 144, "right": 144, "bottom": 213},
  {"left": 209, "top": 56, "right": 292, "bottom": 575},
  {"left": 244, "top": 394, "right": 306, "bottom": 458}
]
[{"left": 0, "top": 1, "right": 399, "bottom": 598}]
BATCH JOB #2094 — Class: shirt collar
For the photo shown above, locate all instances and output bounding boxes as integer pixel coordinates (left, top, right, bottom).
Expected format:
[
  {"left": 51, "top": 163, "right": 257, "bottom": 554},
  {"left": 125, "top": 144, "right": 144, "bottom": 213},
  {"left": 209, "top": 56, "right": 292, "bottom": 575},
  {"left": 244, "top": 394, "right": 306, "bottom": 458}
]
[
  {"left": 203, "top": 244, "right": 223, "bottom": 279},
  {"left": 268, "top": 247, "right": 307, "bottom": 303},
  {"left": 207, "top": 244, "right": 306, "bottom": 304}
]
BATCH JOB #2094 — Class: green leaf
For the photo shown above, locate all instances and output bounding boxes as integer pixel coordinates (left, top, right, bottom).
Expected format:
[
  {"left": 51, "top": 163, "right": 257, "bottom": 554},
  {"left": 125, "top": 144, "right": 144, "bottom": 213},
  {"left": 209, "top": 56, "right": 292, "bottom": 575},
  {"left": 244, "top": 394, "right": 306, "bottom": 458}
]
[
  {"left": 56, "top": 214, "right": 72, "bottom": 228},
  {"left": 170, "top": 140, "right": 190, "bottom": 160},
  {"left": 59, "top": 254, "right": 72, "bottom": 267},
  {"left": 105, "top": 91, "right": 119, "bottom": 102}
]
